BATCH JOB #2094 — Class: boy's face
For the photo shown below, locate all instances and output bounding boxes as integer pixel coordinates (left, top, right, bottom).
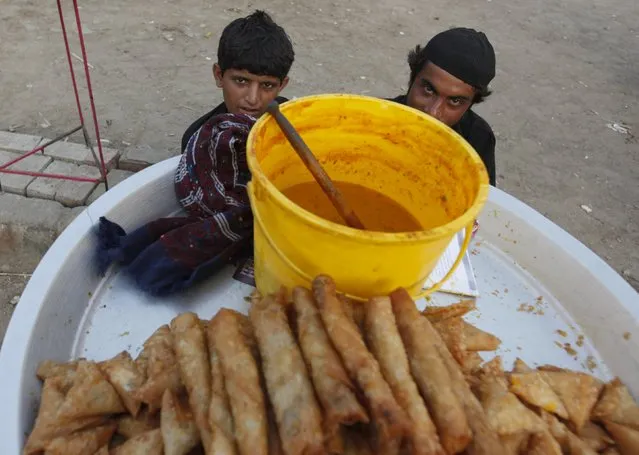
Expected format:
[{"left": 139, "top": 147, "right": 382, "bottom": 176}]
[
  {"left": 214, "top": 64, "right": 289, "bottom": 117},
  {"left": 406, "top": 62, "right": 476, "bottom": 127}
]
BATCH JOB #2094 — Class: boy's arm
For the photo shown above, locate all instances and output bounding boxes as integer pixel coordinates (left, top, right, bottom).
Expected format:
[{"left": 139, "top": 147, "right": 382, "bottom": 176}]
[
  {"left": 481, "top": 132, "right": 496, "bottom": 187},
  {"left": 465, "top": 114, "right": 496, "bottom": 187}
]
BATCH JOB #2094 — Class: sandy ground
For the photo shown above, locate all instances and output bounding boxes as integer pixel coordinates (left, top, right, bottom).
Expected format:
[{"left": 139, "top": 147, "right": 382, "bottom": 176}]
[{"left": 0, "top": 0, "right": 637, "bottom": 333}]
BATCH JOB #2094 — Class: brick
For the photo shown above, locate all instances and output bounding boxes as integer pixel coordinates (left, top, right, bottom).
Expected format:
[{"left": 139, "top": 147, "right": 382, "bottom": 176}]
[
  {"left": 0, "top": 150, "right": 52, "bottom": 195},
  {"left": 57, "top": 206, "right": 86, "bottom": 233},
  {"left": 42, "top": 140, "right": 120, "bottom": 170},
  {"left": 119, "top": 144, "right": 178, "bottom": 172},
  {"left": 0, "top": 192, "right": 79, "bottom": 271},
  {"left": 0, "top": 131, "right": 42, "bottom": 153},
  {"left": 86, "top": 169, "right": 135, "bottom": 205},
  {"left": 26, "top": 160, "right": 100, "bottom": 207},
  {"left": 0, "top": 192, "right": 69, "bottom": 231}
]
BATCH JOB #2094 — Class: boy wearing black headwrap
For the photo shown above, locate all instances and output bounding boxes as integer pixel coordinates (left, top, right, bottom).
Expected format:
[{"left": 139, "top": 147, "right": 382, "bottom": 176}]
[{"left": 390, "top": 28, "right": 497, "bottom": 186}]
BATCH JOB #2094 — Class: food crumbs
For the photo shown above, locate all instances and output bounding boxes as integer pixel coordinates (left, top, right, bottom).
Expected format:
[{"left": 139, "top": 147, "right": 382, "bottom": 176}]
[
  {"left": 504, "top": 288, "right": 509, "bottom": 294},
  {"left": 119, "top": 331, "right": 130, "bottom": 337},
  {"left": 563, "top": 343, "right": 577, "bottom": 356},
  {"left": 556, "top": 329, "right": 568, "bottom": 337},
  {"left": 585, "top": 356, "right": 597, "bottom": 372},
  {"left": 624, "top": 332, "right": 632, "bottom": 340},
  {"left": 554, "top": 341, "right": 563, "bottom": 349},
  {"left": 88, "top": 291, "right": 93, "bottom": 297},
  {"left": 576, "top": 335, "right": 585, "bottom": 347},
  {"left": 531, "top": 296, "right": 547, "bottom": 314},
  {"left": 518, "top": 303, "right": 545, "bottom": 315}
]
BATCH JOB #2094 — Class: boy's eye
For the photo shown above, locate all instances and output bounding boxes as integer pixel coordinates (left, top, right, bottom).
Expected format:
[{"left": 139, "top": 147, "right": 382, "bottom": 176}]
[
  {"left": 421, "top": 81, "right": 435, "bottom": 95},
  {"left": 262, "top": 82, "right": 276, "bottom": 89},
  {"left": 421, "top": 79, "right": 435, "bottom": 95},
  {"left": 448, "top": 97, "right": 466, "bottom": 107},
  {"left": 234, "top": 77, "right": 248, "bottom": 85}
]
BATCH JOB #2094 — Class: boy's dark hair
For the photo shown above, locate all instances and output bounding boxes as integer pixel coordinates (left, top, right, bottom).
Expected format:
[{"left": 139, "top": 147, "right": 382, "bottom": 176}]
[
  {"left": 407, "top": 44, "right": 492, "bottom": 105},
  {"left": 217, "top": 10, "right": 294, "bottom": 81}
]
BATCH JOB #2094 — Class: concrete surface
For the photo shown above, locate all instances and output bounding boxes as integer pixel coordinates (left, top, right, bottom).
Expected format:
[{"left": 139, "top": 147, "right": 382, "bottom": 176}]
[
  {"left": 86, "top": 168, "right": 135, "bottom": 205},
  {"left": 0, "top": 193, "right": 84, "bottom": 343},
  {"left": 0, "top": 274, "right": 30, "bottom": 346},
  {"left": 119, "top": 144, "right": 177, "bottom": 172},
  {"left": 26, "top": 160, "right": 100, "bottom": 207},
  {"left": 0, "top": 149, "right": 52, "bottom": 195},
  {"left": 0, "top": 0, "right": 637, "bottom": 342},
  {"left": 0, "top": 0, "right": 636, "bottom": 291},
  {"left": 0, "top": 193, "right": 83, "bottom": 269}
]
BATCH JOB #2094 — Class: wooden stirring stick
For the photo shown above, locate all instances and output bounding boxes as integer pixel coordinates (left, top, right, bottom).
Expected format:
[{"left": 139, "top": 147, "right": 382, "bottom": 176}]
[{"left": 266, "top": 101, "right": 365, "bottom": 230}]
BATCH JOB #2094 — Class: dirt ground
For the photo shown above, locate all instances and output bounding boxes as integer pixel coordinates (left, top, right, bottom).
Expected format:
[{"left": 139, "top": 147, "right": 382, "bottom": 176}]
[{"left": 0, "top": 0, "right": 637, "bottom": 306}]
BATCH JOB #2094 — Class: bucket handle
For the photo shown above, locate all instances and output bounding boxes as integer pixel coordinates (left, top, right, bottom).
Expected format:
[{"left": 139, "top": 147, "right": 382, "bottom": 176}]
[
  {"left": 413, "top": 222, "right": 474, "bottom": 298},
  {"left": 251, "top": 184, "right": 474, "bottom": 302}
]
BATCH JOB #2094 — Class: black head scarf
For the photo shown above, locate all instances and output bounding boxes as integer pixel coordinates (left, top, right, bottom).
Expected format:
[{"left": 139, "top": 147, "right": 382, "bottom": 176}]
[{"left": 425, "top": 28, "right": 496, "bottom": 89}]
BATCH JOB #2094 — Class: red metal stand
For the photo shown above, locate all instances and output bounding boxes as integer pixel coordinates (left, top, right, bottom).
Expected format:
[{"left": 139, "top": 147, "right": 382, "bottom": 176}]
[{"left": 0, "top": 0, "right": 109, "bottom": 189}]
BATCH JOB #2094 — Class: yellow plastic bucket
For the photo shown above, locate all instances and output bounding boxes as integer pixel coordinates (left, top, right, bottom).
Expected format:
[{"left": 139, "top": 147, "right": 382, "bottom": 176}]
[{"left": 246, "top": 94, "right": 489, "bottom": 300}]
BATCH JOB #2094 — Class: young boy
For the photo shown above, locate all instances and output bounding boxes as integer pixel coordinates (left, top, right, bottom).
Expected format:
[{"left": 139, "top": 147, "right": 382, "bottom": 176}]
[
  {"left": 389, "top": 28, "right": 497, "bottom": 186},
  {"left": 97, "top": 11, "right": 295, "bottom": 296},
  {"left": 180, "top": 10, "right": 295, "bottom": 152}
]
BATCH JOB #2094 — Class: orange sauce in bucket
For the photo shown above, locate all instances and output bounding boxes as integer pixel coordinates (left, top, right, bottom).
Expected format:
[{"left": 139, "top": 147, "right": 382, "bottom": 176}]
[{"left": 281, "top": 181, "right": 424, "bottom": 233}]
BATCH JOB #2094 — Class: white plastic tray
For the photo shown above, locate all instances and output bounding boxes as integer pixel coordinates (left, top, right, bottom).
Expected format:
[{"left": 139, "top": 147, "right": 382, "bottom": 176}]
[{"left": 0, "top": 156, "right": 637, "bottom": 454}]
